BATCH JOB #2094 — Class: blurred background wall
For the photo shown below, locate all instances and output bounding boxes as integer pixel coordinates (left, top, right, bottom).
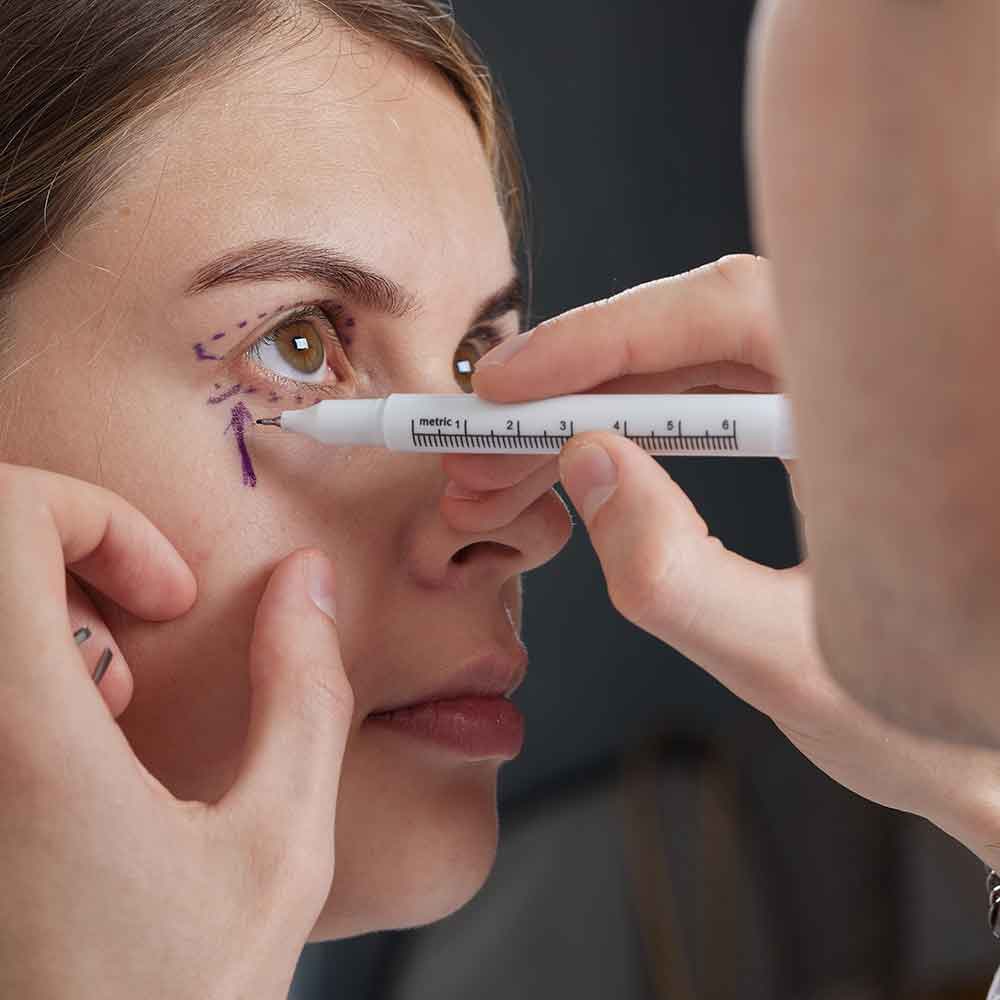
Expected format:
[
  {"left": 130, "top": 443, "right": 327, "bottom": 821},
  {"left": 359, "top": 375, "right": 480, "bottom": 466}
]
[{"left": 291, "top": 3, "right": 997, "bottom": 998}]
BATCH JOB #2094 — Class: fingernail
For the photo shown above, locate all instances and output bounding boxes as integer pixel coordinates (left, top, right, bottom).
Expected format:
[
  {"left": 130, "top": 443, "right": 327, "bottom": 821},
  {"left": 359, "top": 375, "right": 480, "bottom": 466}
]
[
  {"left": 306, "top": 552, "right": 337, "bottom": 622},
  {"left": 560, "top": 443, "right": 618, "bottom": 523},
  {"left": 444, "top": 480, "right": 484, "bottom": 501},
  {"left": 474, "top": 329, "right": 535, "bottom": 369}
]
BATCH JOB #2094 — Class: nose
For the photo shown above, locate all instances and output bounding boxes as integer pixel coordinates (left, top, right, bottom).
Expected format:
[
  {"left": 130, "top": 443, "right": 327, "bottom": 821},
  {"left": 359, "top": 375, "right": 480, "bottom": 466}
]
[{"left": 404, "top": 466, "right": 572, "bottom": 591}]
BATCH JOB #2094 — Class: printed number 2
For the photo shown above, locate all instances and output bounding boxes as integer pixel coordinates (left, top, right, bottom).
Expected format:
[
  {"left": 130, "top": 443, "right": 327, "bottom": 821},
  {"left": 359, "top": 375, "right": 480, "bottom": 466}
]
[{"left": 506, "top": 420, "right": 514, "bottom": 431}]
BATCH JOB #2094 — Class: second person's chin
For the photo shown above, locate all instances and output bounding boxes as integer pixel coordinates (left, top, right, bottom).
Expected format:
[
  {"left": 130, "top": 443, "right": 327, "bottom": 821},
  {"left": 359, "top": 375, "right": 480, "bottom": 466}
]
[{"left": 307, "top": 766, "right": 503, "bottom": 941}]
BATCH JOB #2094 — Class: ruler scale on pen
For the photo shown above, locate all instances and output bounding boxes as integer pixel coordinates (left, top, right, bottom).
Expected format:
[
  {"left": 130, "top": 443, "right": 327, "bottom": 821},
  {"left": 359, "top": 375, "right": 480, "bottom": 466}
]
[
  {"left": 256, "top": 393, "right": 797, "bottom": 459},
  {"left": 410, "top": 418, "right": 743, "bottom": 453}
]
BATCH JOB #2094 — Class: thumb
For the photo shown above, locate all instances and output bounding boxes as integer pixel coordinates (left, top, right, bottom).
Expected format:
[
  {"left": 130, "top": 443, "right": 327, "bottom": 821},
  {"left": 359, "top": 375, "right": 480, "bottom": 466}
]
[
  {"left": 559, "top": 432, "right": 712, "bottom": 636},
  {"left": 220, "top": 548, "right": 354, "bottom": 857},
  {"left": 559, "top": 433, "right": 820, "bottom": 721}
]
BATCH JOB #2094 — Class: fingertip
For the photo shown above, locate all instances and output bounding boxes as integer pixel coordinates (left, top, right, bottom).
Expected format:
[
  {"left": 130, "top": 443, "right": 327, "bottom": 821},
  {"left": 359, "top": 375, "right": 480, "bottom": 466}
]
[
  {"left": 142, "top": 544, "right": 198, "bottom": 621},
  {"left": 175, "top": 559, "right": 198, "bottom": 615},
  {"left": 468, "top": 367, "right": 526, "bottom": 403}
]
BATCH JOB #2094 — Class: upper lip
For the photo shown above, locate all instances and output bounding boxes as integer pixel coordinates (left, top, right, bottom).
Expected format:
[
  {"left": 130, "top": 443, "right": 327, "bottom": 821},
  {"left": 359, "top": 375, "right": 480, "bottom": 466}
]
[{"left": 367, "top": 649, "right": 529, "bottom": 716}]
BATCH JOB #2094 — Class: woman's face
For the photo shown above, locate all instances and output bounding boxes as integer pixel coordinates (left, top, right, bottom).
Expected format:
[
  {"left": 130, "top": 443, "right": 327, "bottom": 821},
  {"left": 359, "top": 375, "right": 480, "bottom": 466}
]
[{"left": 0, "top": 23, "right": 570, "bottom": 938}]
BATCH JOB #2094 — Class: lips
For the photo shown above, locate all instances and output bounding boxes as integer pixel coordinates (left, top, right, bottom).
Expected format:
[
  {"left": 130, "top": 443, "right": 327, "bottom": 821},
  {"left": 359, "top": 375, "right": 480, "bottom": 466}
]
[{"left": 366, "top": 650, "right": 528, "bottom": 718}]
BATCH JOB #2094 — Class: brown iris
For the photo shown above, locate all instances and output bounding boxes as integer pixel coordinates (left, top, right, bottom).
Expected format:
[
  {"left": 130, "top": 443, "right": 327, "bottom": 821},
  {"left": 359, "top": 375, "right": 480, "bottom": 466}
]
[
  {"left": 453, "top": 334, "right": 496, "bottom": 393},
  {"left": 273, "top": 320, "right": 325, "bottom": 375}
]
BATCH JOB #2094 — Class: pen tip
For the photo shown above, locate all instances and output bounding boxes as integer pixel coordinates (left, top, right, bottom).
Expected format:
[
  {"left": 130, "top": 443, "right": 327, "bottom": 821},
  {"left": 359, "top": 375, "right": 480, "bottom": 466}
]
[{"left": 256, "top": 417, "right": 282, "bottom": 427}]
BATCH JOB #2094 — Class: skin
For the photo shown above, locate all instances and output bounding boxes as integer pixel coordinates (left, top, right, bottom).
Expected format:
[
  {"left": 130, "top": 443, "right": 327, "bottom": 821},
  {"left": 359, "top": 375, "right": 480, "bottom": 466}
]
[
  {"left": 441, "top": 1, "right": 1000, "bottom": 870},
  {"left": 7, "top": 0, "right": 996, "bottom": 976},
  {"left": 446, "top": 256, "right": 1000, "bottom": 871},
  {"left": 748, "top": 0, "right": 1000, "bottom": 748},
  {"left": 0, "top": 21, "right": 569, "bottom": 941}
]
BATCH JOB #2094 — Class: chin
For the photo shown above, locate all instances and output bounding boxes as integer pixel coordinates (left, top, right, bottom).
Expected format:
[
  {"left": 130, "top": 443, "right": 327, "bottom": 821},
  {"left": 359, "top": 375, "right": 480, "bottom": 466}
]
[{"left": 305, "top": 748, "right": 505, "bottom": 942}]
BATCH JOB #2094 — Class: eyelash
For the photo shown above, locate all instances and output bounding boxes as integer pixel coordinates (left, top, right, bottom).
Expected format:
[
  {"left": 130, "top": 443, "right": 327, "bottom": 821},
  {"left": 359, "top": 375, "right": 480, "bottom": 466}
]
[{"left": 240, "top": 301, "right": 512, "bottom": 395}]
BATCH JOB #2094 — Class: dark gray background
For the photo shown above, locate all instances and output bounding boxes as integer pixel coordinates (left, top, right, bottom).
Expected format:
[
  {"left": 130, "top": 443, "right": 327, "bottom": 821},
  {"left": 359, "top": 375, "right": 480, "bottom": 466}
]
[{"left": 290, "top": 4, "right": 997, "bottom": 998}]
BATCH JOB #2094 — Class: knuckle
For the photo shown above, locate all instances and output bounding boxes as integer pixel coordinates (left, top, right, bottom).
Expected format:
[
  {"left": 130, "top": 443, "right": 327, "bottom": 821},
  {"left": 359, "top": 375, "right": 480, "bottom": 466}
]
[
  {"left": 606, "top": 536, "right": 705, "bottom": 638},
  {"left": 244, "top": 823, "right": 320, "bottom": 905},
  {"left": 711, "top": 252, "right": 769, "bottom": 290},
  {"left": 710, "top": 255, "right": 780, "bottom": 370},
  {"left": 305, "top": 667, "right": 356, "bottom": 728}
]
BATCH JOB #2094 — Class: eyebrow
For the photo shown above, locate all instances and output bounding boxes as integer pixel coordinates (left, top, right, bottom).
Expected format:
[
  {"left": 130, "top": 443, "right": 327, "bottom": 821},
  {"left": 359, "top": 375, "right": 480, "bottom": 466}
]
[
  {"left": 184, "top": 237, "right": 524, "bottom": 329},
  {"left": 470, "top": 273, "right": 524, "bottom": 329}
]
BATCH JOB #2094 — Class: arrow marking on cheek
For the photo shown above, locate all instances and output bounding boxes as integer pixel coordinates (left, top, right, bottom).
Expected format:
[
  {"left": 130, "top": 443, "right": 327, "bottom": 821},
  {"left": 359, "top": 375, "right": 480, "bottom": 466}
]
[{"left": 223, "top": 401, "right": 258, "bottom": 488}]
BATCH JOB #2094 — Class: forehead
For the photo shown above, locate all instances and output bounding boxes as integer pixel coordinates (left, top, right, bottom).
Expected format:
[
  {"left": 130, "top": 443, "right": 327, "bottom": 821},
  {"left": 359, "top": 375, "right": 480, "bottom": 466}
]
[{"left": 117, "top": 20, "right": 512, "bottom": 304}]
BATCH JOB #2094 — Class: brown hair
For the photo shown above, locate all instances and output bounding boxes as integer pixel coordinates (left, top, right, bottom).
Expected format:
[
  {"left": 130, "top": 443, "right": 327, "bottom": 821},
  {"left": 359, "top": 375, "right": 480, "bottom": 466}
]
[{"left": 0, "top": 0, "right": 525, "bottom": 331}]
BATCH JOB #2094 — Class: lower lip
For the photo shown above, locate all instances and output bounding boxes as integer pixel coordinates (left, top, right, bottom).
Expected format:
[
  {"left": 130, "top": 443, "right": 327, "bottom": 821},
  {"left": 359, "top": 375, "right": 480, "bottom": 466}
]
[{"left": 364, "top": 696, "right": 525, "bottom": 760}]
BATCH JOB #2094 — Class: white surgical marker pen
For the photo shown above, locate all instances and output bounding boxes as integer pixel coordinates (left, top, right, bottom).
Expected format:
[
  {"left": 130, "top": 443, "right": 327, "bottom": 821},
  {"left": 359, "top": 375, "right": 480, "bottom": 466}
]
[{"left": 255, "top": 393, "right": 797, "bottom": 458}]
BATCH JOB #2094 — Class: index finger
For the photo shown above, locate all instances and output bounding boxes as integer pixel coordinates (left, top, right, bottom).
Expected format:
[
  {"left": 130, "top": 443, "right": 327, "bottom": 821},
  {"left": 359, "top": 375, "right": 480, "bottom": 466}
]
[
  {"left": 0, "top": 463, "right": 196, "bottom": 679},
  {"left": 472, "top": 255, "right": 783, "bottom": 403}
]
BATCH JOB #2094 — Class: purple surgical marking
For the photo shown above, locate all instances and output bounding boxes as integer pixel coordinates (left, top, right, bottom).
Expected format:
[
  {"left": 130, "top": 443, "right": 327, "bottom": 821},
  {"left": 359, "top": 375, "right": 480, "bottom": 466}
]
[
  {"left": 193, "top": 342, "right": 222, "bottom": 361},
  {"left": 211, "top": 332, "right": 226, "bottom": 341},
  {"left": 295, "top": 395, "right": 304, "bottom": 404},
  {"left": 243, "top": 386, "right": 256, "bottom": 394},
  {"left": 224, "top": 401, "right": 257, "bottom": 488},
  {"left": 344, "top": 317, "right": 356, "bottom": 328},
  {"left": 268, "top": 393, "right": 280, "bottom": 402},
  {"left": 214, "top": 382, "right": 222, "bottom": 389},
  {"left": 207, "top": 383, "right": 242, "bottom": 404},
  {"left": 238, "top": 320, "right": 248, "bottom": 328}
]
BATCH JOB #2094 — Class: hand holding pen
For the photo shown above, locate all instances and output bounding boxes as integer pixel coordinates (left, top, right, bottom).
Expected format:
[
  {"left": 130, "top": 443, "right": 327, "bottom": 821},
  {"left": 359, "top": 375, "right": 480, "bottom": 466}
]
[{"left": 442, "top": 255, "right": 1000, "bottom": 879}]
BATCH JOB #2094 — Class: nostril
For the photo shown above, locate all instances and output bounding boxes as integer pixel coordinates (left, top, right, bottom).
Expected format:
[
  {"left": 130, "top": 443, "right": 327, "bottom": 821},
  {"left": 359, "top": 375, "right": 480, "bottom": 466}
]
[{"left": 451, "top": 540, "right": 520, "bottom": 566}]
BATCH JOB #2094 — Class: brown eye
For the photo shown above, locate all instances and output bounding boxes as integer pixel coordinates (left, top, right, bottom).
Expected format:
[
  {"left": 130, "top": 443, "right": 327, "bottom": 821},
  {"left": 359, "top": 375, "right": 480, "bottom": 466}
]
[
  {"left": 274, "top": 320, "right": 325, "bottom": 375},
  {"left": 453, "top": 331, "right": 503, "bottom": 393},
  {"left": 244, "top": 308, "right": 343, "bottom": 386}
]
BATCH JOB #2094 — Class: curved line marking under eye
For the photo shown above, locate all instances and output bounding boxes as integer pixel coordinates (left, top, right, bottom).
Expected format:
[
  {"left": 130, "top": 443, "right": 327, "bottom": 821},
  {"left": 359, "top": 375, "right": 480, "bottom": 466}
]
[{"left": 207, "top": 383, "right": 242, "bottom": 404}]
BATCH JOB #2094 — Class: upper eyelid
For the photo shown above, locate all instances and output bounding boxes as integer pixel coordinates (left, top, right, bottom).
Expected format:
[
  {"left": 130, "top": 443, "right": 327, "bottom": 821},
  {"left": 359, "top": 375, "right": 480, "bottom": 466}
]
[
  {"left": 228, "top": 299, "right": 519, "bottom": 364},
  {"left": 225, "top": 301, "right": 334, "bottom": 354}
]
